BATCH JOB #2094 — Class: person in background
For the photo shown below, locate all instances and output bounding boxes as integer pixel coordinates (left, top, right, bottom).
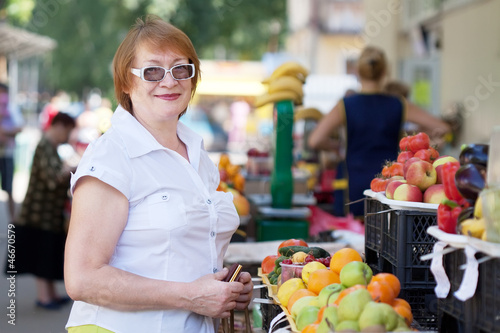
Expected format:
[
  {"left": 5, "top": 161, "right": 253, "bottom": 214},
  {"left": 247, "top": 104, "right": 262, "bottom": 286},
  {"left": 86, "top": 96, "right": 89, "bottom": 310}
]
[
  {"left": 0, "top": 83, "right": 22, "bottom": 221},
  {"left": 64, "top": 15, "right": 253, "bottom": 333},
  {"left": 308, "top": 46, "right": 451, "bottom": 219},
  {"left": 6, "top": 112, "right": 76, "bottom": 310}
]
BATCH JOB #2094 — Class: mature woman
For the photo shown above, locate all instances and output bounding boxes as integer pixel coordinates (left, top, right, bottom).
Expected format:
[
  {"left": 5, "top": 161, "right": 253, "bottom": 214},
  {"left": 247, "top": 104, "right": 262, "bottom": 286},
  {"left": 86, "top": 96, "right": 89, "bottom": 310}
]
[
  {"left": 308, "top": 46, "right": 451, "bottom": 218},
  {"left": 64, "top": 15, "right": 253, "bottom": 333}
]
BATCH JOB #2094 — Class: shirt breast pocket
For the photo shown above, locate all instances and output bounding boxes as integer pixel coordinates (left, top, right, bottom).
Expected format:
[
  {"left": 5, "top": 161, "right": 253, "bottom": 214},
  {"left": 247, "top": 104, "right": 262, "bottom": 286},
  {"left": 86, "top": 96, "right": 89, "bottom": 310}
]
[{"left": 147, "top": 192, "right": 188, "bottom": 231}]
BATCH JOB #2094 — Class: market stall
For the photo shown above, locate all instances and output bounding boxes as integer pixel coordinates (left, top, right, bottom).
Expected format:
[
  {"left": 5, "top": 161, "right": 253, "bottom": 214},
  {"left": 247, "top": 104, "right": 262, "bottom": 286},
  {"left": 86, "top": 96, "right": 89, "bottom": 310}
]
[{"left": 219, "top": 60, "right": 499, "bottom": 332}]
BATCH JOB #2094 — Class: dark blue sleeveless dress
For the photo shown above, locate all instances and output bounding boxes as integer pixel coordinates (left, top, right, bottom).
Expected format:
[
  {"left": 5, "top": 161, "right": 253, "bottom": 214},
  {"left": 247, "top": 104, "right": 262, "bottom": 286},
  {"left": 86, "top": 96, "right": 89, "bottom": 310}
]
[{"left": 334, "top": 93, "right": 405, "bottom": 218}]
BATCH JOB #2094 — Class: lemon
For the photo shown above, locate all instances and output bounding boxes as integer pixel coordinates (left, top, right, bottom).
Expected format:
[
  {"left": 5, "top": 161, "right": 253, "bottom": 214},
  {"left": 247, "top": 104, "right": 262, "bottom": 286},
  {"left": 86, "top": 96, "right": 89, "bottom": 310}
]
[
  {"left": 301, "top": 261, "right": 327, "bottom": 285},
  {"left": 277, "top": 278, "right": 306, "bottom": 308}
]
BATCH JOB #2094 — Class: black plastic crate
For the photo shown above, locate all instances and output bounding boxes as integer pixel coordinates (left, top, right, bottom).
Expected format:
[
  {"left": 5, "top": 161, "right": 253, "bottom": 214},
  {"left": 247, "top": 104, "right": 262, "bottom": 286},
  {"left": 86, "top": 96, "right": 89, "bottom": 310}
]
[
  {"left": 472, "top": 256, "right": 500, "bottom": 333},
  {"left": 364, "top": 197, "right": 385, "bottom": 253},
  {"left": 437, "top": 248, "right": 476, "bottom": 332},
  {"left": 400, "top": 287, "right": 439, "bottom": 331},
  {"left": 364, "top": 197, "right": 437, "bottom": 288},
  {"left": 260, "top": 285, "right": 286, "bottom": 332}
]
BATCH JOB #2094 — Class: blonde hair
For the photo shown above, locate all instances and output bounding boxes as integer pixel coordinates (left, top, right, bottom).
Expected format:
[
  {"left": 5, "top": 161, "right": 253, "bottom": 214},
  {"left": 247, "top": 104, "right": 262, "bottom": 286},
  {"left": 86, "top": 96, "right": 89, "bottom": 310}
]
[
  {"left": 112, "top": 15, "right": 201, "bottom": 115},
  {"left": 357, "top": 46, "right": 387, "bottom": 81}
]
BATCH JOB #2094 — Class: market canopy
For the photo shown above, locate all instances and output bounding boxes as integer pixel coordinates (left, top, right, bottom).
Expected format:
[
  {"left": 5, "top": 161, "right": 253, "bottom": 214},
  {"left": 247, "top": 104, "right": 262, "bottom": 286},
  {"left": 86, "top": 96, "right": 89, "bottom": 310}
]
[{"left": 0, "top": 22, "right": 57, "bottom": 59}]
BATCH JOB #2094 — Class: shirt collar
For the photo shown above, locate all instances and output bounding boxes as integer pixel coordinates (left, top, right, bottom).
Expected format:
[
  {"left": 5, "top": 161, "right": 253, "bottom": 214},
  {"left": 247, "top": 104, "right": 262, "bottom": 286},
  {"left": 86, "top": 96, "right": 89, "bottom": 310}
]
[{"left": 112, "top": 105, "right": 204, "bottom": 170}]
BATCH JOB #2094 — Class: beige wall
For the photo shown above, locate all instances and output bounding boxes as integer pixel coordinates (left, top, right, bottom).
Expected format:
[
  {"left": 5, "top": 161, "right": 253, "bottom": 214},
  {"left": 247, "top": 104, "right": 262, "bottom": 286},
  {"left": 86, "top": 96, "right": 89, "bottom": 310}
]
[{"left": 440, "top": 0, "right": 500, "bottom": 144}]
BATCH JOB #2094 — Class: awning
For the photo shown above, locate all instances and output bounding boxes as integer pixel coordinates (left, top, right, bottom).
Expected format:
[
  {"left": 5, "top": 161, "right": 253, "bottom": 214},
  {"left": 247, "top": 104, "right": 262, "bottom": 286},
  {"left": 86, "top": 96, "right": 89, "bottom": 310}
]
[{"left": 0, "top": 23, "right": 57, "bottom": 59}]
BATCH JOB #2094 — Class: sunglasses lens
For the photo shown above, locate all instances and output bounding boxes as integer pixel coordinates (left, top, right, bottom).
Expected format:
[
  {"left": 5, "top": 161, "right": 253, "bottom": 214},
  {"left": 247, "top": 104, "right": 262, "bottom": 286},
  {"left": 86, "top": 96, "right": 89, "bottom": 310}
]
[
  {"left": 143, "top": 67, "right": 166, "bottom": 81},
  {"left": 171, "top": 65, "right": 194, "bottom": 80}
]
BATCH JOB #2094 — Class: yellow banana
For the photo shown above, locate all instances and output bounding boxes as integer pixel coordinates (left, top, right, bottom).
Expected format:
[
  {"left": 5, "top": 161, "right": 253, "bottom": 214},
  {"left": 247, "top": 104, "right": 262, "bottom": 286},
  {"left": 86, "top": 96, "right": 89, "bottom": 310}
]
[
  {"left": 268, "top": 75, "right": 304, "bottom": 97},
  {"left": 474, "top": 195, "right": 483, "bottom": 219},
  {"left": 294, "top": 107, "right": 323, "bottom": 121},
  {"left": 263, "top": 62, "right": 309, "bottom": 84},
  {"left": 254, "top": 90, "right": 302, "bottom": 108},
  {"left": 459, "top": 218, "right": 486, "bottom": 238}
]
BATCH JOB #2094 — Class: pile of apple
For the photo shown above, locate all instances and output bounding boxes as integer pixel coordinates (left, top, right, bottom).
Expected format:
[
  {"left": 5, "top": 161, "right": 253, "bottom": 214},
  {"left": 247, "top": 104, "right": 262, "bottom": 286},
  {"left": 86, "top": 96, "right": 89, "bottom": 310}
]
[
  {"left": 370, "top": 132, "right": 459, "bottom": 204},
  {"left": 278, "top": 259, "right": 413, "bottom": 332}
]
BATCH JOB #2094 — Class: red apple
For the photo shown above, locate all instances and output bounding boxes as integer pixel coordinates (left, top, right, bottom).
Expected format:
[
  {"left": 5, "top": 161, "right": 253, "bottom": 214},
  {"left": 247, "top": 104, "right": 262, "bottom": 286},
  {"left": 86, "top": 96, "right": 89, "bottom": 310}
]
[
  {"left": 423, "top": 184, "right": 447, "bottom": 204},
  {"left": 393, "top": 184, "right": 423, "bottom": 202},
  {"left": 432, "top": 155, "right": 458, "bottom": 184},
  {"left": 385, "top": 179, "right": 407, "bottom": 200},
  {"left": 405, "top": 160, "right": 437, "bottom": 191},
  {"left": 403, "top": 157, "right": 422, "bottom": 178}
]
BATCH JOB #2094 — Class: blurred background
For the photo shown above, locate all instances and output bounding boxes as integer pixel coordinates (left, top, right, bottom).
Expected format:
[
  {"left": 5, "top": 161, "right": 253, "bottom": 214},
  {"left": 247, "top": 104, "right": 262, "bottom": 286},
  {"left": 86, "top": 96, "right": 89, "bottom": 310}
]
[{"left": 1, "top": 0, "right": 500, "bottom": 332}]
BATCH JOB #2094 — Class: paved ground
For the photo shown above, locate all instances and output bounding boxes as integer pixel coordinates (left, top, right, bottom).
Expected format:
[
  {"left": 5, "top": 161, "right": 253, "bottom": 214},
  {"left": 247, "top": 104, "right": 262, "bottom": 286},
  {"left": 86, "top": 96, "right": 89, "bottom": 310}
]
[{"left": 1, "top": 172, "right": 73, "bottom": 333}]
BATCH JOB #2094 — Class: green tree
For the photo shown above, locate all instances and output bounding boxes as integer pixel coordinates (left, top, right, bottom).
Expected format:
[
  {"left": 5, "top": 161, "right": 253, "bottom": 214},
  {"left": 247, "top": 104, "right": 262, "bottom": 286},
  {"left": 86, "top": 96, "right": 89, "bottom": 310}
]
[{"left": 5, "top": 0, "right": 286, "bottom": 99}]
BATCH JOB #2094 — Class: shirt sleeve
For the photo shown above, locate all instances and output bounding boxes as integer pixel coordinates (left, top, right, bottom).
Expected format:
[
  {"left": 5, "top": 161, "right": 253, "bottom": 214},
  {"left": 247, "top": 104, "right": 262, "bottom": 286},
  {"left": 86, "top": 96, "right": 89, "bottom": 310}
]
[{"left": 71, "top": 136, "right": 132, "bottom": 199}]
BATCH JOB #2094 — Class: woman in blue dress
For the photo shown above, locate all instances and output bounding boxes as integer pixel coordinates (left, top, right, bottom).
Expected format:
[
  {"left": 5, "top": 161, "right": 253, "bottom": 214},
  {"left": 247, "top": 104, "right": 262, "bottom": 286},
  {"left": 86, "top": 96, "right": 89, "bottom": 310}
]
[{"left": 308, "top": 46, "right": 451, "bottom": 219}]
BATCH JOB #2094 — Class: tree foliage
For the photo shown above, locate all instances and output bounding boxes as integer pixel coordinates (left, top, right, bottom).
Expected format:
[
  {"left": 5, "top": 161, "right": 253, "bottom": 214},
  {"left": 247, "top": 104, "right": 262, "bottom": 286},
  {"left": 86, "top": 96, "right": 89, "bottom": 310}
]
[{"left": 5, "top": 0, "right": 287, "bottom": 99}]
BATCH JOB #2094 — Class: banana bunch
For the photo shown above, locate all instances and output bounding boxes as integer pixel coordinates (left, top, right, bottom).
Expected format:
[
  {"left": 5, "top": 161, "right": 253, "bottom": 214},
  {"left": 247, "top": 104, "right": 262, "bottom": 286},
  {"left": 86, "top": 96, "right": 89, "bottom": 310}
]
[
  {"left": 294, "top": 107, "right": 323, "bottom": 122},
  {"left": 255, "top": 62, "right": 309, "bottom": 108},
  {"left": 458, "top": 195, "right": 486, "bottom": 239}
]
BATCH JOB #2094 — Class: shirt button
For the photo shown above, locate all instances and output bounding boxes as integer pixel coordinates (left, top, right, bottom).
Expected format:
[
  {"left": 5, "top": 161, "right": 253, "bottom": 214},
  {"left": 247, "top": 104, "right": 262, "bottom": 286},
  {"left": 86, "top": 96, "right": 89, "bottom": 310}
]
[
  {"left": 90, "top": 166, "right": 95, "bottom": 172},
  {"left": 210, "top": 231, "right": 215, "bottom": 237},
  {"left": 206, "top": 199, "right": 212, "bottom": 204},
  {"left": 162, "top": 195, "right": 168, "bottom": 200},
  {"left": 213, "top": 267, "right": 217, "bottom": 273}
]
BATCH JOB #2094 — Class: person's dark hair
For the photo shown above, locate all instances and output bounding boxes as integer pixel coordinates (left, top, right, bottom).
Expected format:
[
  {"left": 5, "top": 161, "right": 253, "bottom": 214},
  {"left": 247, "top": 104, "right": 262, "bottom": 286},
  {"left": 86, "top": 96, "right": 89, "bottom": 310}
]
[
  {"left": 51, "top": 112, "right": 76, "bottom": 128},
  {"left": 357, "top": 46, "right": 387, "bottom": 81},
  {"left": 0, "top": 83, "right": 8, "bottom": 92},
  {"left": 113, "top": 15, "right": 200, "bottom": 116}
]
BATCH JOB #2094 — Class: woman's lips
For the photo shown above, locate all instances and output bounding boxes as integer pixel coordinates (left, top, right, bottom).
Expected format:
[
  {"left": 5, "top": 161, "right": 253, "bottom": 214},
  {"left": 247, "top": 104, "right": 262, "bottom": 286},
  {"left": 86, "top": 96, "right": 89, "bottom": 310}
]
[{"left": 156, "top": 93, "right": 180, "bottom": 101}]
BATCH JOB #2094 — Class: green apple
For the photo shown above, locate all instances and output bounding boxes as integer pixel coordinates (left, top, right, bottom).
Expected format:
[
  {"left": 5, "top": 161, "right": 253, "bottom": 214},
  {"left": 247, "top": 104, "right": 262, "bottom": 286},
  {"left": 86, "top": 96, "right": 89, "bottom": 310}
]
[
  {"left": 358, "top": 301, "right": 384, "bottom": 329},
  {"left": 358, "top": 301, "right": 399, "bottom": 331},
  {"left": 339, "top": 261, "right": 373, "bottom": 287},
  {"left": 290, "top": 296, "right": 317, "bottom": 319},
  {"left": 318, "top": 283, "right": 345, "bottom": 307},
  {"left": 295, "top": 305, "right": 320, "bottom": 331},
  {"left": 335, "top": 319, "right": 360, "bottom": 331},
  {"left": 316, "top": 306, "right": 339, "bottom": 333},
  {"left": 337, "top": 288, "right": 373, "bottom": 322},
  {"left": 393, "top": 316, "right": 411, "bottom": 331}
]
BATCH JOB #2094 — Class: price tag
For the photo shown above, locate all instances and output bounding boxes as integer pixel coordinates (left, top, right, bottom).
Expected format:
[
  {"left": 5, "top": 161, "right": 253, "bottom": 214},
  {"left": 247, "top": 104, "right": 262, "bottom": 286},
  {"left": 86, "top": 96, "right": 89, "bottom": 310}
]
[
  {"left": 430, "top": 241, "right": 451, "bottom": 298},
  {"left": 454, "top": 244, "right": 479, "bottom": 301}
]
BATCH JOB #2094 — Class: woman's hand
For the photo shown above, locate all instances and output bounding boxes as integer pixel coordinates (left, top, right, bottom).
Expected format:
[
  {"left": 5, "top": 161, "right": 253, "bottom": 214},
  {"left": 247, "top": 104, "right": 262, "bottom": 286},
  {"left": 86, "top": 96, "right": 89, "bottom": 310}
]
[
  {"left": 234, "top": 271, "right": 253, "bottom": 310},
  {"left": 187, "top": 269, "right": 253, "bottom": 318}
]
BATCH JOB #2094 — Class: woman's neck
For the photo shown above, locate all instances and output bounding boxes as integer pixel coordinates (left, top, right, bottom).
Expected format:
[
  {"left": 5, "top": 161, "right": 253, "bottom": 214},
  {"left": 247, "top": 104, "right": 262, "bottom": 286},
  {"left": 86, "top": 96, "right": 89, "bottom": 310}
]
[{"left": 360, "top": 79, "right": 383, "bottom": 93}]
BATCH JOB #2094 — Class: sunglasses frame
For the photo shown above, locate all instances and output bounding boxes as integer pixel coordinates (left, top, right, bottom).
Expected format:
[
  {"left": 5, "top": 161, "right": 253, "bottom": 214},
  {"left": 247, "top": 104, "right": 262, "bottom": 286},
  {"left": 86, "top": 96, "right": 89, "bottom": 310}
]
[{"left": 131, "top": 63, "right": 195, "bottom": 82}]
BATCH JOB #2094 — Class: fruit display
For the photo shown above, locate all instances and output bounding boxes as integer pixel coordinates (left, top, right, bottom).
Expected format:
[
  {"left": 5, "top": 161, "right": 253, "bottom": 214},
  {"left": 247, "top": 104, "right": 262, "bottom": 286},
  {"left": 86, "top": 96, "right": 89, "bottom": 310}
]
[
  {"left": 255, "top": 62, "right": 309, "bottom": 108},
  {"left": 436, "top": 143, "right": 489, "bottom": 237},
  {"left": 216, "top": 153, "right": 250, "bottom": 216},
  {"left": 369, "top": 132, "right": 452, "bottom": 204},
  {"left": 259, "top": 241, "right": 416, "bottom": 332}
]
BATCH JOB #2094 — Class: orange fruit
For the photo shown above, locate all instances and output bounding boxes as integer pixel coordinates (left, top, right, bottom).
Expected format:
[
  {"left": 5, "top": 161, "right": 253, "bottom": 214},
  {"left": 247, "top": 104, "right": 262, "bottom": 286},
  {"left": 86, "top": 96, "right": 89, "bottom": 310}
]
[
  {"left": 287, "top": 288, "right": 317, "bottom": 313},
  {"left": 393, "top": 300, "right": 413, "bottom": 326},
  {"left": 314, "top": 305, "right": 327, "bottom": 324},
  {"left": 333, "top": 284, "right": 366, "bottom": 306},
  {"left": 301, "top": 323, "right": 318, "bottom": 333},
  {"left": 219, "top": 153, "right": 230, "bottom": 169},
  {"left": 307, "top": 269, "right": 340, "bottom": 295},
  {"left": 371, "top": 273, "right": 401, "bottom": 298},
  {"left": 367, "top": 280, "right": 396, "bottom": 304},
  {"left": 330, "top": 248, "right": 363, "bottom": 275},
  {"left": 232, "top": 173, "right": 245, "bottom": 193},
  {"left": 392, "top": 297, "right": 411, "bottom": 311}
]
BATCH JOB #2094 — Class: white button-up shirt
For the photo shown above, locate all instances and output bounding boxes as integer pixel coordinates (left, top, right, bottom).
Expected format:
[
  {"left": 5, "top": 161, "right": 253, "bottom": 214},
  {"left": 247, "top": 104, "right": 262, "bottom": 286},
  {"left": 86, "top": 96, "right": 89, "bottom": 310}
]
[{"left": 66, "top": 105, "right": 239, "bottom": 333}]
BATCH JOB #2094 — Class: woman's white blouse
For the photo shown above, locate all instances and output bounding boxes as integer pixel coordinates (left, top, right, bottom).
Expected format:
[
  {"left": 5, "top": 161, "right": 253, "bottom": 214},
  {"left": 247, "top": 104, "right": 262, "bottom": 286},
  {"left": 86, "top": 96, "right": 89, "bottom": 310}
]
[{"left": 66, "top": 105, "right": 240, "bottom": 333}]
